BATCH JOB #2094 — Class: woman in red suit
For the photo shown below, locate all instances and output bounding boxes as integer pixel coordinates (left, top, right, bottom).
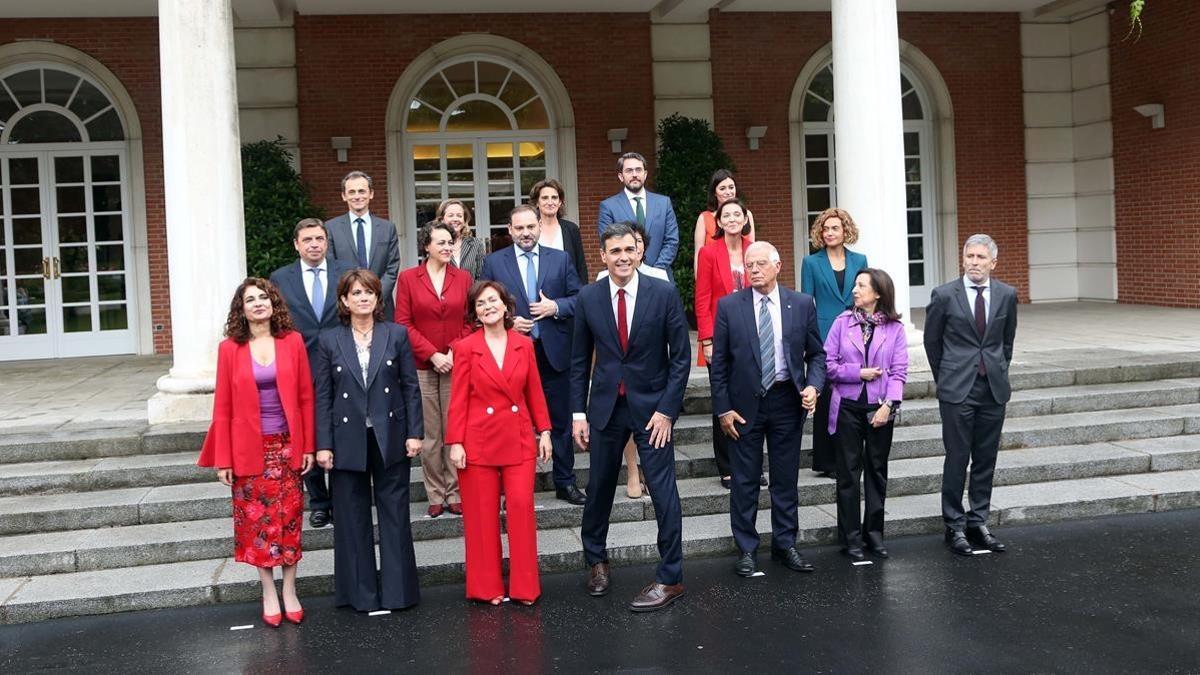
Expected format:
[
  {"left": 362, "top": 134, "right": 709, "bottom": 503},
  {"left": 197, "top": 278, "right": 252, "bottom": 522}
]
[
  {"left": 447, "top": 280, "right": 552, "bottom": 605},
  {"left": 198, "top": 277, "right": 315, "bottom": 626},
  {"left": 695, "top": 198, "right": 754, "bottom": 489},
  {"left": 395, "top": 221, "right": 473, "bottom": 518}
]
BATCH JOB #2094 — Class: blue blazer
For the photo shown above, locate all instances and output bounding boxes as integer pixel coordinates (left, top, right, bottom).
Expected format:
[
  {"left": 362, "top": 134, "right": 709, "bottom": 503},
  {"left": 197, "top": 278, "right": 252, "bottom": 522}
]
[
  {"left": 709, "top": 285, "right": 826, "bottom": 430},
  {"left": 313, "top": 322, "right": 424, "bottom": 472},
  {"left": 596, "top": 191, "right": 680, "bottom": 271},
  {"left": 326, "top": 213, "right": 401, "bottom": 318},
  {"left": 479, "top": 245, "right": 580, "bottom": 373},
  {"left": 270, "top": 258, "right": 356, "bottom": 364},
  {"left": 570, "top": 274, "right": 691, "bottom": 430},
  {"left": 800, "top": 247, "right": 868, "bottom": 340}
]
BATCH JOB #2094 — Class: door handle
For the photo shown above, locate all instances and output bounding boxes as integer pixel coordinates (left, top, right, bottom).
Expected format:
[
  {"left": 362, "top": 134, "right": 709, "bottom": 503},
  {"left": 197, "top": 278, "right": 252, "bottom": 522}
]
[
  {"left": 42, "top": 257, "right": 51, "bottom": 280},
  {"left": 52, "top": 257, "right": 61, "bottom": 279}
]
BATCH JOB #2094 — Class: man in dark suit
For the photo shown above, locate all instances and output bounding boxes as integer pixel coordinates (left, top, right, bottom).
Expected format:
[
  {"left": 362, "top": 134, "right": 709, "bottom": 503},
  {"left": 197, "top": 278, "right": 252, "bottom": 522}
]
[
  {"left": 571, "top": 222, "right": 691, "bottom": 612},
  {"left": 326, "top": 171, "right": 401, "bottom": 319},
  {"left": 596, "top": 152, "right": 679, "bottom": 274},
  {"left": 924, "top": 233, "right": 1018, "bottom": 556},
  {"left": 270, "top": 217, "right": 355, "bottom": 528},
  {"left": 480, "top": 204, "right": 585, "bottom": 505},
  {"left": 710, "top": 241, "right": 825, "bottom": 576}
]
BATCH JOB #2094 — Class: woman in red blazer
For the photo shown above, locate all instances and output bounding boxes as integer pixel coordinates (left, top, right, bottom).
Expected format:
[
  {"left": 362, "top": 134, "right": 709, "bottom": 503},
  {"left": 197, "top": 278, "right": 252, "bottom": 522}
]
[
  {"left": 395, "top": 221, "right": 474, "bottom": 518},
  {"left": 447, "top": 280, "right": 552, "bottom": 605},
  {"left": 198, "top": 278, "right": 315, "bottom": 627},
  {"left": 694, "top": 198, "right": 753, "bottom": 488}
]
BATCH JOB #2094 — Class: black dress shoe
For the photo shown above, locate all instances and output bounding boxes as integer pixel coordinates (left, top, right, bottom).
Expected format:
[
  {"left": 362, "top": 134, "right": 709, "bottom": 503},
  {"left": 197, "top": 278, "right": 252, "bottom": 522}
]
[
  {"left": 844, "top": 547, "right": 866, "bottom": 562},
  {"left": 770, "top": 547, "right": 815, "bottom": 573},
  {"left": 587, "top": 562, "right": 610, "bottom": 597},
  {"left": 309, "top": 509, "right": 331, "bottom": 528},
  {"left": 556, "top": 485, "right": 587, "bottom": 506},
  {"left": 966, "top": 525, "right": 1007, "bottom": 552},
  {"left": 720, "top": 476, "right": 731, "bottom": 489},
  {"left": 734, "top": 552, "right": 758, "bottom": 577},
  {"left": 945, "top": 529, "right": 973, "bottom": 556},
  {"left": 865, "top": 532, "right": 889, "bottom": 558}
]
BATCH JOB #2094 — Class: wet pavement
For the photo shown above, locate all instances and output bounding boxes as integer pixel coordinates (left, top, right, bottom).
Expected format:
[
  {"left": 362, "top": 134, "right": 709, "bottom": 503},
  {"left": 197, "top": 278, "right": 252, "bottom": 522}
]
[{"left": 2, "top": 510, "right": 1199, "bottom": 673}]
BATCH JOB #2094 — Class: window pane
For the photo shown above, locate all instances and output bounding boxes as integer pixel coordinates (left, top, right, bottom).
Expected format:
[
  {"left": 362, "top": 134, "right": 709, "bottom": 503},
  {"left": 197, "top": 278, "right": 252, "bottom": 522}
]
[
  {"left": 93, "top": 184, "right": 122, "bottom": 211},
  {"left": 442, "top": 61, "right": 476, "bottom": 98},
  {"left": 806, "top": 188, "right": 830, "bottom": 214},
  {"left": 405, "top": 101, "right": 440, "bottom": 133},
  {"left": 98, "top": 273, "right": 126, "bottom": 301},
  {"left": 69, "top": 80, "right": 110, "bottom": 120},
  {"left": 498, "top": 72, "right": 536, "bottom": 111},
  {"left": 94, "top": 214, "right": 123, "bottom": 241},
  {"left": 97, "top": 244, "right": 124, "bottom": 272},
  {"left": 445, "top": 144, "right": 472, "bottom": 171},
  {"left": 805, "top": 160, "right": 830, "bottom": 186},
  {"left": 0, "top": 88, "right": 17, "bottom": 125},
  {"left": 57, "top": 186, "right": 85, "bottom": 213},
  {"left": 810, "top": 66, "right": 834, "bottom": 104},
  {"left": 908, "top": 236, "right": 924, "bottom": 261},
  {"left": 486, "top": 171, "right": 514, "bottom": 198},
  {"left": 8, "top": 157, "right": 38, "bottom": 185},
  {"left": 902, "top": 91, "right": 924, "bottom": 120},
  {"left": 62, "top": 304, "right": 92, "bottom": 332},
  {"left": 805, "top": 134, "right": 828, "bottom": 159},
  {"left": 55, "top": 156, "right": 85, "bottom": 183},
  {"left": 412, "top": 145, "right": 439, "bottom": 172},
  {"left": 14, "top": 248, "right": 43, "bottom": 275},
  {"left": 905, "top": 157, "right": 921, "bottom": 182},
  {"left": 414, "top": 180, "right": 442, "bottom": 201},
  {"left": 99, "top": 303, "right": 128, "bottom": 330},
  {"left": 445, "top": 100, "right": 511, "bottom": 132},
  {"left": 802, "top": 93, "right": 830, "bottom": 123},
  {"left": 520, "top": 170, "right": 544, "bottom": 197},
  {"left": 86, "top": 108, "right": 123, "bottom": 141},
  {"left": 415, "top": 203, "right": 438, "bottom": 229},
  {"left": 514, "top": 99, "right": 548, "bottom": 130},
  {"left": 447, "top": 172, "right": 474, "bottom": 197},
  {"left": 5, "top": 69, "right": 41, "bottom": 107},
  {"left": 906, "top": 185, "right": 922, "bottom": 208},
  {"left": 907, "top": 210, "right": 923, "bottom": 235},
  {"left": 91, "top": 155, "right": 121, "bottom": 183},
  {"left": 415, "top": 73, "right": 455, "bottom": 113},
  {"left": 520, "top": 142, "right": 546, "bottom": 168},
  {"left": 44, "top": 69, "right": 80, "bottom": 106},
  {"left": 9, "top": 111, "right": 81, "bottom": 143},
  {"left": 909, "top": 262, "right": 925, "bottom": 287},
  {"left": 61, "top": 245, "right": 89, "bottom": 273},
  {"left": 17, "top": 307, "right": 47, "bottom": 335},
  {"left": 16, "top": 277, "right": 45, "bottom": 305},
  {"left": 13, "top": 218, "right": 42, "bottom": 245},
  {"left": 487, "top": 143, "right": 513, "bottom": 170},
  {"left": 11, "top": 187, "right": 41, "bottom": 215},
  {"left": 59, "top": 216, "right": 87, "bottom": 243},
  {"left": 900, "top": 73, "right": 913, "bottom": 94},
  {"left": 904, "top": 132, "right": 919, "bottom": 156},
  {"left": 62, "top": 275, "right": 91, "bottom": 303},
  {"left": 477, "top": 61, "right": 508, "bottom": 97}
]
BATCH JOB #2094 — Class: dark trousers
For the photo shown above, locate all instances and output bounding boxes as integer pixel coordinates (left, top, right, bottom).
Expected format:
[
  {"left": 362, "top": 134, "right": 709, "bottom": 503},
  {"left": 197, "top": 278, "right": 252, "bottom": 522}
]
[
  {"left": 706, "top": 364, "right": 732, "bottom": 477},
  {"left": 940, "top": 375, "right": 1007, "bottom": 530},
  {"left": 810, "top": 387, "right": 836, "bottom": 474},
  {"left": 581, "top": 397, "right": 683, "bottom": 585},
  {"left": 304, "top": 467, "right": 332, "bottom": 512},
  {"left": 834, "top": 400, "right": 895, "bottom": 548},
  {"left": 535, "top": 341, "right": 575, "bottom": 489},
  {"left": 330, "top": 430, "right": 420, "bottom": 611},
  {"left": 728, "top": 382, "right": 804, "bottom": 554}
]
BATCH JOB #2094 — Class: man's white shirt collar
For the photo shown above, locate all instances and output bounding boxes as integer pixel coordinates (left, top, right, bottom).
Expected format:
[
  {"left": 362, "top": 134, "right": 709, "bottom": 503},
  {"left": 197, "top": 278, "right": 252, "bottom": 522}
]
[{"left": 608, "top": 269, "right": 640, "bottom": 300}]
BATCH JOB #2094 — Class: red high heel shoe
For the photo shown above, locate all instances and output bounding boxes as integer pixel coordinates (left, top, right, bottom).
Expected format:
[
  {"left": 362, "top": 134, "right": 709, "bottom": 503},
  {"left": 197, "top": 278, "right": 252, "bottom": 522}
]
[
  {"left": 285, "top": 608, "right": 305, "bottom": 625},
  {"left": 262, "top": 612, "right": 283, "bottom": 627}
]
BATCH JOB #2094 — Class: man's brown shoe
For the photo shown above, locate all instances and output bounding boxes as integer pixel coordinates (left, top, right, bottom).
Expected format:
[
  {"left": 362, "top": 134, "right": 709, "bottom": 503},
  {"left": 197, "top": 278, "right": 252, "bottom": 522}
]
[
  {"left": 628, "top": 582, "right": 684, "bottom": 612},
  {"left": 587, "top": 562, "right": 610, "bottom": 597}
]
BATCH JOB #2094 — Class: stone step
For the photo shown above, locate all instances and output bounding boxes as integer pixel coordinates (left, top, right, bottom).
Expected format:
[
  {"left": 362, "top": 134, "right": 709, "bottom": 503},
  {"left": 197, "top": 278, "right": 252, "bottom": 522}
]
[
  {"left": 3, "top": 468, "right": 1198, "bottom": 623},
  {"left": 3, "top": 435, "right": 1196, "bottom": 578}
]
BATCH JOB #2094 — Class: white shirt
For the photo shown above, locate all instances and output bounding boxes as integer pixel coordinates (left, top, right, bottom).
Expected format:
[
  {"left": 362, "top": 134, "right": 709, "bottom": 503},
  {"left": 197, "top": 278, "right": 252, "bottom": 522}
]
[
  {"left": 624, "top": 187, "right": 648, "bottom": 221},
  {"left": 514, "top": 244, "right": 541, "bottom": 300},
  {"left": 752, "top": 284, "right": 788, "bottom": 383},
  {"left": 962, "top": 275, "right": 991, "bottom": 323},
  {"left": 300, "top": 258, "right": 329, "bottom": 306},
  {"left": 539, "top": 225, "right": 563, "bottom": 251},
  {"left": 596, "top": 264, "right": 668, "bottom": 282},
  {"left": 348, "top": 211, "right": 373, "bottom": 259},
  {"left": 573, "top": 271, "right": 641, "bottom": 421}
]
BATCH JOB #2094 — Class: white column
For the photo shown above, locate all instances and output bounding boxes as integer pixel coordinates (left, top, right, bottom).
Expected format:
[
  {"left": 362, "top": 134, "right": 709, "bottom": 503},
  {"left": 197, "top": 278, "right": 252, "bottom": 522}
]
[
  {"left": 148, "top": 0, "right": 247, "bottom": 424},
  {"left": 830, "top": 0, "right": 914, "bottom": 332}
]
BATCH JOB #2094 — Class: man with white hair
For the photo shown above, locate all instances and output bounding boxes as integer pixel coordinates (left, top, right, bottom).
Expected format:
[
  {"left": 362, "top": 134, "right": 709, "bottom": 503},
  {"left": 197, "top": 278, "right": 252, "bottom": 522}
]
[
  {"left": 924, "top": 234, "right": 1018, "bottom": 556},
  {"left": 709, "top": 241, "right": 826, "bottom": 576}
]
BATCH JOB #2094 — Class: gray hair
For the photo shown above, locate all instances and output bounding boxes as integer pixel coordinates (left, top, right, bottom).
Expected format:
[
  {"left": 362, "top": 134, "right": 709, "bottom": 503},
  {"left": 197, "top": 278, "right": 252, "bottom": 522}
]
[
  {"left": 746, "top": 241, "right": 781, "bottom": 264},
  {"left": 963, "top": 233, "right": 998, "bottom": 259},
  {"left": 341, "top": 170, "right": 373, "bottom": 192}
]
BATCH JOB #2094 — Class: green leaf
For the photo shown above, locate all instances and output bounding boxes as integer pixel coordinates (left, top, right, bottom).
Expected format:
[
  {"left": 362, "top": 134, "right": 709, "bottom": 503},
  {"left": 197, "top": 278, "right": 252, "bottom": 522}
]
[{"left": 240, "top": 137, "right": 325, "bottom": 278}]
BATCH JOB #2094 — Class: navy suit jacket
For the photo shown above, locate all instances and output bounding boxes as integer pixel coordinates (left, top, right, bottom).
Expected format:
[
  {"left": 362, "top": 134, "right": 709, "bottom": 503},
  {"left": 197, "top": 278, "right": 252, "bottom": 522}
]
[
  {"left": 800, "top": 247, "right": 869, "bottom": 340},
  {"left": 479, "top": 245, "right": 580, "bottom": 373},
  {"left": 326, "top": 213, "right": 401, "bottom": 317},
  {"left": 596, "top": 191, "right": 679, "bottom": 271},
  {"left": 709, "top": 285, "right": 827, "bottom": 430},
  {"left": 570, "top": 273, "right": 691, "bottom": 430},
  {"left": 313, "top": 322, "right": 424, "bottom": 472},
  {"left": 270, "top": 258, "right": 356, "bottom": 364}
]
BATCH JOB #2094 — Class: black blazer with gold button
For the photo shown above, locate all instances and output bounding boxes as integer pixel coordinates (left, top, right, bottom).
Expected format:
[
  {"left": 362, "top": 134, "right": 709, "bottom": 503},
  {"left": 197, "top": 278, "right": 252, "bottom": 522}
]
[{"left": 314, "top": 322, "right": 424, "bottom": 472}]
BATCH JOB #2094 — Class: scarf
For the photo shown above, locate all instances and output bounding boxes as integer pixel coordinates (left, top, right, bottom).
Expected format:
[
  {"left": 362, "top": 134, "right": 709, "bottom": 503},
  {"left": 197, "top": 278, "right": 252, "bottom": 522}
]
[{"left": 852, "top": 307, "right": 888, "bottom": 346}]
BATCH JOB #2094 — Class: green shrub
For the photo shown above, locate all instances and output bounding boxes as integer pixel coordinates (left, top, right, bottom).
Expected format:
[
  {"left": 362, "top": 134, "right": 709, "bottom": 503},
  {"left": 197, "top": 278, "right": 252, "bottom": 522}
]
[
  {"left": 653, "top": 114, "right": 735, "bottom": 317},
  {"left": 242, "top": 138, "right": 325, "bottom": 278}
]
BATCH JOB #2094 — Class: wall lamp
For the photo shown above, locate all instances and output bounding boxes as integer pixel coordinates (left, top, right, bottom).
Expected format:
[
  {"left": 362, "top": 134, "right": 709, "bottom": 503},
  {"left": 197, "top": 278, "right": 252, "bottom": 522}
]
[
  {"left": 331, "top": 136, "right": 352, "bottom": 162},
  {"left": 746, "top": 126, "right": 768, "bottom": 150},
  {"left": 1133, "top": 104, "right": 1164, "bottom": 129},
  {"left": 607, "top": 128, "right": 628, "bottom": 154}
]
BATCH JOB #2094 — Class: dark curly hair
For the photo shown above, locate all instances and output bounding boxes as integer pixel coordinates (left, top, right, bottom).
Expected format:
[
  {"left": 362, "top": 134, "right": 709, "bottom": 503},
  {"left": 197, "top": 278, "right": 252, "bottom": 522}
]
[
  {"left": 418, "top": 220, "right": 458, "bottom": 256},
  {"left": 223, "top": 277, "right": 295, "bottom": 343},
  {"left": 336, "top": 268, "right": 388, "bottom": 324},
  {"left": 466, "top": 280, "right": 516, "bottom": 330}
]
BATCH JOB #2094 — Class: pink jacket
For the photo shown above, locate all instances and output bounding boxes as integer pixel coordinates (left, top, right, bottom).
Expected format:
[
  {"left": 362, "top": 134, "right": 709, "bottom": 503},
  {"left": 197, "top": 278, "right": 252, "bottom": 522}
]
[{"left": 823, "top": 311, "right": 909, "bottom": 434}]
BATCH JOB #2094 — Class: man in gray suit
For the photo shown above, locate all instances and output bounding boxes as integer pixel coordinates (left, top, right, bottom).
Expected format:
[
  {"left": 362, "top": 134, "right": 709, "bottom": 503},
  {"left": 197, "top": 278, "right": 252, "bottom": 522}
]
[
  {"left": 325, "top": 171, "right": 400, "bottom": 318},
  {"left": 923, "top": 233, "right": 1017, "bottom": 556}
]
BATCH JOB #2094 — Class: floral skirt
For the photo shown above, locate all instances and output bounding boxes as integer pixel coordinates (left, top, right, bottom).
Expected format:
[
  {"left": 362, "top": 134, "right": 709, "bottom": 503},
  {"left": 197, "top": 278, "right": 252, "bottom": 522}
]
[{"left": 231, "top": 433, "right": 303, "bottom": 568}]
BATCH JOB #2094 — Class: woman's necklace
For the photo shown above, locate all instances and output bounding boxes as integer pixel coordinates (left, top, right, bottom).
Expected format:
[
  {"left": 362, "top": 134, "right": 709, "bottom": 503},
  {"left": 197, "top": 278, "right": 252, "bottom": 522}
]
[{"left": 353, "top": 325, "right": 373, "bottom": 341}]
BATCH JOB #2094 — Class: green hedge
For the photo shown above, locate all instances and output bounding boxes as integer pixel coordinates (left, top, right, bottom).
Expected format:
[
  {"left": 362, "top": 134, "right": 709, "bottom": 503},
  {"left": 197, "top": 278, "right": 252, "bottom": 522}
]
[{"left": 242, "top": 138, "right": 325, "bottom": 278}]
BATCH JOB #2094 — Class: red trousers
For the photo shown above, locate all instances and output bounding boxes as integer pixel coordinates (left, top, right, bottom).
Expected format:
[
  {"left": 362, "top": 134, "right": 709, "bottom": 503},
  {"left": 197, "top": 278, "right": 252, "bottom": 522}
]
[{"left": 458, "top": 458, "right": 540, "bottom": 603}]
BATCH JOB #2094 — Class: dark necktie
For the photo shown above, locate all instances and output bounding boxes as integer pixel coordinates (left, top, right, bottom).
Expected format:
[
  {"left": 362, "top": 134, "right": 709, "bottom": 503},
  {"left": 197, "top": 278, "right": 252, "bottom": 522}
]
[
  {"left": 617, "top": 288, "right": 628, "bottom": 395},
  {"left": 354, "top": 217, "right": 369, "bottom": 269},
  {"left": 633, "top": 196, "right": 645, "bottom": 227},
  {"left": 973, "top": 285, "right": 987, "bottom": 376}
]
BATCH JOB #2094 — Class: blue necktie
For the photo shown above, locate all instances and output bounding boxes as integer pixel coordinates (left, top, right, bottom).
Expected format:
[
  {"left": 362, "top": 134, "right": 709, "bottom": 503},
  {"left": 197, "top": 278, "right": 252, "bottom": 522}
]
[
  {"left": 309, "top": 267, "right": 323, "bottom": 320},
  {"left": 523, "top": 251, "right": 540, "bottom": 339},
  {"left": 758, "top": 296, "right": 775, "bottom": 393},
  {"left": 354, "top": 217, "right": 368, "bottom": 269}
]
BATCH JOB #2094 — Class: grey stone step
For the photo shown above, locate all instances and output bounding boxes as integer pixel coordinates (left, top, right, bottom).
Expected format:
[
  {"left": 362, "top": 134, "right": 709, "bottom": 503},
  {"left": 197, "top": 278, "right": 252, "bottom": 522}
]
[
  {"left": 0, "top": 452, "right": 211, "bottom": 497},
  {"left": 0, "top": 423, "right": 207, "bottom": 465},
  {"left": 4, "top": 468, "right": 1198, "bottom": 624},
  {"left": 4, "top": 436, "right": 1196, "bottom": 578}
]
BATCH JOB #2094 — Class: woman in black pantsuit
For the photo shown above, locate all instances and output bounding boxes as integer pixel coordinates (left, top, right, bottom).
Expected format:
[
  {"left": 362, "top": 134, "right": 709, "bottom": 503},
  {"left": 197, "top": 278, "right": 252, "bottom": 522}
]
[{"left": 315, "top": 269, "right": 424, "bottom": 611}]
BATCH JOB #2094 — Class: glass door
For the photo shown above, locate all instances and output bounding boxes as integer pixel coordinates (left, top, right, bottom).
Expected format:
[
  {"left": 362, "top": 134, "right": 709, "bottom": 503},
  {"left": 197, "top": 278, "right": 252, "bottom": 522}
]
[{"left": 0, "top": 153, "right": 53, "bottom": 359}]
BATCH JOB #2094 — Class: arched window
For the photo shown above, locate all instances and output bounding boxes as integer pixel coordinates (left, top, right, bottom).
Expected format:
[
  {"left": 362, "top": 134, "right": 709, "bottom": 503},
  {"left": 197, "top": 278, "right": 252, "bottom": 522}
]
[
  {"left": 1, "top": 67, "right": 125, "bottom": 144},
  {"left": 403, "top": 57, "right": 554, "bottom": 252}
]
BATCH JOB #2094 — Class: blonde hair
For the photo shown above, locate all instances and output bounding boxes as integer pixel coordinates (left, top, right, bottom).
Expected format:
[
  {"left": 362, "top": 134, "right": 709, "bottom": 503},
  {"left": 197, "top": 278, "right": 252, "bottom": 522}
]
[
  {"left": 809, "top": 207, "right": 860, "bottom": 249},
  {"left": 436, "top": 199, "right": 474, "bottom": 238}
]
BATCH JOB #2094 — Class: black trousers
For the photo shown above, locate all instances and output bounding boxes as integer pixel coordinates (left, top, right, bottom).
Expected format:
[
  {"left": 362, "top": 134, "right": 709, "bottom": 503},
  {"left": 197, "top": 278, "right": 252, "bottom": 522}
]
[
  {"left": 330, "top": 430, "right": 420, "bottom": 611},
  {"left": 706, "top": 364, "right": 732, "bottom": 477},
  {"left": 834, "top": 399, "right": 895, "bottom": 548},
  {"left": 535, "top": 341, "right": 575, "bottom": 488},
  {"left": 728, "top": 382, "right": 804, "bottom": 554},
  {"left": 810, "top": 387, "right": 836, "bottom": 474},
  {"left": 304, "top": 467, "right": 331, "bottom": 512},
  {"left": 940, "top": 374, "right": 1007, "bottom": 530}
]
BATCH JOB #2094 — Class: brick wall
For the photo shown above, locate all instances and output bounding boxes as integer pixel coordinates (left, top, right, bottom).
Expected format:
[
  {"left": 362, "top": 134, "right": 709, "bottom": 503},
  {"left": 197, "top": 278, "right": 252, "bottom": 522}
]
[
  {"left": 1110, "top": 0, "right": 1200, "bottom": 308},
  {"left": 294, "top": 14, "right": 655, "bottom": 277},
  {"left": 709, "top": 11, "right": 1028, "bottom": 298},
  {"left": 0, "top": 20, "right": 170, "bottom": 352}
]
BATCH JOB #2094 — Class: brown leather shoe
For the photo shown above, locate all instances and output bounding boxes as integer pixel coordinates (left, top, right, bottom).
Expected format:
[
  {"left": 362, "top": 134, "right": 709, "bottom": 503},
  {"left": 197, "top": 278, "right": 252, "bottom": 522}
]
[
  {"left": 427, "top": 504, "right": 444, "bottom": 518},
  {"left": 587, "top": 562, "right": 610, "bottom": 597},
  {"left": 629, "top": 582, "right": 684, "bottom": 612},
  {"left": 446, "top": 502, "right": 463, "bottom": 516}
]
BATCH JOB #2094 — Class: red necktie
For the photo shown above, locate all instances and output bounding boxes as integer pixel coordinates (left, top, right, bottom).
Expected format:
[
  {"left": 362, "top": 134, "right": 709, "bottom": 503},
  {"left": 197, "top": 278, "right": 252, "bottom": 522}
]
[{"left": 617, "top": 289, "right": 628, "bottom": 395}]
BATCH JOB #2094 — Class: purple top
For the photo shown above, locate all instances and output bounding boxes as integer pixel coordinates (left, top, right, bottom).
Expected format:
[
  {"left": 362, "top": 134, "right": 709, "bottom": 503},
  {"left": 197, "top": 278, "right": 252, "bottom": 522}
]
[{"left": 252, "top": 358, "right": 289, "bottom": 435}]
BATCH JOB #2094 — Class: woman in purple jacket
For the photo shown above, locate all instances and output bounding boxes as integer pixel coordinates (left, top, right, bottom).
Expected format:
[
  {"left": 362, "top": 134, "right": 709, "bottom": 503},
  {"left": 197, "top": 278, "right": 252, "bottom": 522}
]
[{"left": 823, "top": 268, "right": 908, "bottom": 562}]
